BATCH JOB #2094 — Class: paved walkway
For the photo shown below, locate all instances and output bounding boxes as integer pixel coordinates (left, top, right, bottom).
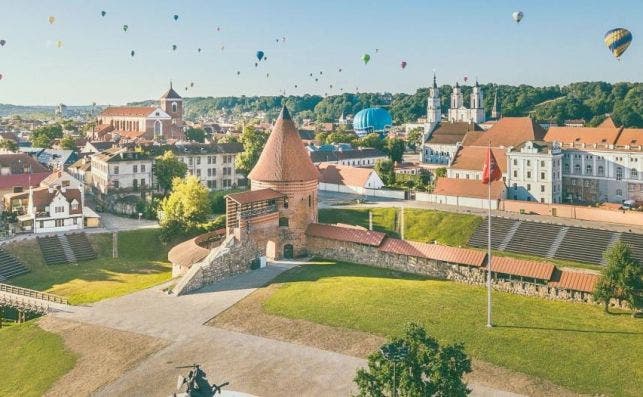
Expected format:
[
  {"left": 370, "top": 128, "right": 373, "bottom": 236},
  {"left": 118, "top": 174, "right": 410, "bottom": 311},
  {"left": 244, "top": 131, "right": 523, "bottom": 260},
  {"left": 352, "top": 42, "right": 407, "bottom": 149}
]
[{"left": 52, "top": 261, "right": 522, "bottom": 397}]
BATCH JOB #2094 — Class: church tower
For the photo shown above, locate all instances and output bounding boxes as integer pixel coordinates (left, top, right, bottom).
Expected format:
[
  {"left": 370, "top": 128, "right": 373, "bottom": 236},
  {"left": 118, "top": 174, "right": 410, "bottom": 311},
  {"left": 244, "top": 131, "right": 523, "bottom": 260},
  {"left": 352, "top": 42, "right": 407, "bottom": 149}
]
[
  {"left": 470, "top": 80, "right": 485, "bottom": 123},
  {"left": 450, "top": 82, "right": 463, "bottom": 110},
  {"left": 426, "top": 74, "right": 441, "bottom": 125},
  {"left": 491, "top": 87, "right": 500, "bottom": 119},
  {"left": 159, "top": 83, "right": 183, "bottom": 125}
]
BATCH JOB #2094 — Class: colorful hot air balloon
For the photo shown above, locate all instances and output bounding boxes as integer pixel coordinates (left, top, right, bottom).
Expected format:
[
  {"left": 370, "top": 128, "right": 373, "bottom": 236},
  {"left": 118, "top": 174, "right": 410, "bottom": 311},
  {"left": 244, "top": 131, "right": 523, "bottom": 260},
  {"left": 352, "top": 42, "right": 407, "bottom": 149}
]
[
  {"left": 361, "top": 54, "right": 370, "bottom": 64},
  {"left": 172, "top": 44, "right": 177, "bottom": 51},
  {"left": 173, "top": 14, "right": 179, "bottom": 21},
  {"left": 0, "top": 40, "right": 5, "bottom": 47},
  {"left": 123, "top": 25, "right": 128, "bottom": 32},
  {"left": 56, "top": 40, "right": 63, "bottom": 48},
  {"left": 256, "top": 50, "right": 264, "bottom": 61},
  {"left": 512, "top": 11, "right": 523, "bottom": 23},
  {"left": 130, "top": 50, "right": 135, "bottom": 57},
  {"left": 604, "top": 28, "right": 633, "bottom": 59},
  {"left": 48, "top": 16, "right": 56, "bottom": 24},
  {"left": 400, "top": 61, "right": 407, "bottom": 69},
  {"left": 101, "top": 10, "right": 106, "bottom": 17}
]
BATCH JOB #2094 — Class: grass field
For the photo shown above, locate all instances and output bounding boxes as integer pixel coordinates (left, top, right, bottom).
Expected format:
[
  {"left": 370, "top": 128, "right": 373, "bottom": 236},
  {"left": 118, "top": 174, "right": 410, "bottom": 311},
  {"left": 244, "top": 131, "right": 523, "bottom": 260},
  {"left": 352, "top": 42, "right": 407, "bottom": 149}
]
[
  {"left": 0, "top": 321, "right": 76, "bottom": 397},
  {"left": 5, "top": 229, "right": 172, "bottom": 304},
  {"left": 318, "top": 207, "right": 398, "bottom": 236},
  {"left": 263, "top": 260, "right": 642, "bottom": 397}
]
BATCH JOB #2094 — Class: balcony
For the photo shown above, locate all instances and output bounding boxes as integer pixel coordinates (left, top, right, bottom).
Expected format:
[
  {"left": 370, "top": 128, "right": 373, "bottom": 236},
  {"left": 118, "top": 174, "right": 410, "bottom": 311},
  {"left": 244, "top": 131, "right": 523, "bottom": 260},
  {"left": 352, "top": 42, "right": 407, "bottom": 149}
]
[{"left": 239, "top": 204, "right": 277, "bottom": 219}]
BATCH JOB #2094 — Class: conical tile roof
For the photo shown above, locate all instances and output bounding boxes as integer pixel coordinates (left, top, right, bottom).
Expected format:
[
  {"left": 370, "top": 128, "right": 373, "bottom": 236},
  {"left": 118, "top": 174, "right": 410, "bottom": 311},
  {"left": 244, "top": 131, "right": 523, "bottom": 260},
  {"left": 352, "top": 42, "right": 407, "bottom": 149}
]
[{"left": 248, "top": 106, "right": 318, "bottom": 182}]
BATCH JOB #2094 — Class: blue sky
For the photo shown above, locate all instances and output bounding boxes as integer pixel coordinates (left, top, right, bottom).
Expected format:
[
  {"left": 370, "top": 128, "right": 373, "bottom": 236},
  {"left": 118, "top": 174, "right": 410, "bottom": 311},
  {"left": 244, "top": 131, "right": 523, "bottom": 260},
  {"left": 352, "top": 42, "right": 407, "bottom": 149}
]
[{"left": 0, "top": 0, "right": 641, "bottom": 105}]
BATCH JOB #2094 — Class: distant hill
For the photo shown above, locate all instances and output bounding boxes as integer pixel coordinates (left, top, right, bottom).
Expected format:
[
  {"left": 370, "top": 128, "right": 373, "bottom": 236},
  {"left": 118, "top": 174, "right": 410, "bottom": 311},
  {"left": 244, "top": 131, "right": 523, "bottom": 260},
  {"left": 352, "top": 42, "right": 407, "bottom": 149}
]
[{"left": 0, "top": 104, "right": 99, "bottom": 119}]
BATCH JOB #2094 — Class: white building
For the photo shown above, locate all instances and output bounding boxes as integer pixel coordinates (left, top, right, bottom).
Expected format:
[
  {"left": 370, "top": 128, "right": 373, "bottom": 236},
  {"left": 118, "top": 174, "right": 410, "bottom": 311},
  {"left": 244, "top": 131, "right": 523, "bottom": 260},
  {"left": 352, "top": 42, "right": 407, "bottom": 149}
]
[
  {"left": 90, "top": 147, "right": 153, "bottom": 194},
  {"left": 308, "top": 148, "right": 387, "bottom": 167},
  {"left": 169, "top": 143, "right": 245, "bottom": 190},
  {"left": 447, "top": 81, "right": 485, "bottom": 124},
  {"left": 317, "top": 163, "right": 385, "bottom": 194},
  {"left": 506, "top": 141, "right": 563, "bottom": 203}
]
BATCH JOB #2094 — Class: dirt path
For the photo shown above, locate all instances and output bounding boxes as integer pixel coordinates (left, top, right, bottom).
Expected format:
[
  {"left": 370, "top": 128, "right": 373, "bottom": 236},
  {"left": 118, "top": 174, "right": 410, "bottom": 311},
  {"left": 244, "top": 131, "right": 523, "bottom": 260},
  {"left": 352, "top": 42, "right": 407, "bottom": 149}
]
[
  {"left": 39, "top": 316, "right": 167, "bottom": 397},
  {"left": 210, "top": 284, "right": 581, "bottom": 397}
]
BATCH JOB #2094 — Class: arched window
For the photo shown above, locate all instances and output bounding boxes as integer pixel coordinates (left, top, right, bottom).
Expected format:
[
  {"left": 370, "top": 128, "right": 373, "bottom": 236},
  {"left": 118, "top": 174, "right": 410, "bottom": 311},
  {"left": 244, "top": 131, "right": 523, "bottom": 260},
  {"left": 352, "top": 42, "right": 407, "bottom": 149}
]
[
  {"left": 597, "top": 165, "right": 604, "bottom": 176},
  {"left": 574, "top": 164, "right": 581, "bottom": 174},
  {"left": 172, "top": 102, "right": 178, "bottom": 113},
  {"left": 585, "top": 164, "right": 592, "bottom": 175},
  {"left": 154, "top": 120, "right": 162, "bottom": 137}
]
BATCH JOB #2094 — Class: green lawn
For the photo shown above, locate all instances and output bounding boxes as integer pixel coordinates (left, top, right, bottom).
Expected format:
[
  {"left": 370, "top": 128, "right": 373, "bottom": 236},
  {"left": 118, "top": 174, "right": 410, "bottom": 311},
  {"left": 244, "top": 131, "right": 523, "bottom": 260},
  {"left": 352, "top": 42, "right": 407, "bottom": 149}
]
[
  {"left": 6, "top": 229, "right": 172, "bottom": 304},
  {"left": 0, "top": 321, "right": 76, "bottom": 397},
  {"left": 263, "top": 260, "right": 642, "bottom": 397},
  {"left": 319, "top": 208, "right": 398, "bottom": 236}
]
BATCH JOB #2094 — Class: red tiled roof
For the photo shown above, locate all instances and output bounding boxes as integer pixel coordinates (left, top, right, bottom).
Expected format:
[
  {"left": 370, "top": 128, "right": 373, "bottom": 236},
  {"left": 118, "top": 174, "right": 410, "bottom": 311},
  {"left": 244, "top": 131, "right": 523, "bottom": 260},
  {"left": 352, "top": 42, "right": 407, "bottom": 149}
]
[
  {"left": 317, "top": 163, "right": 379, "bottom": 188},
  {"left": 491, "top": 256, "right": 555, "bottom": 281},
  {"left": 434, "top": 177, "right": 505, "bottom": 200},
  {"left": 426, "top": 122, "right": 483, "bottom": 144},
  {"left": 0, "top": 153, "right": 49, "bottom": 174},
  {"left": 615, "top": 128, "right": 643, "bottom": 147},
  {"left": 544, "top": 126, "right": 621, "bottom": 145},
  {"left": 100, "top": 106, "right": 156, "bottom": 117},
  {"left": 549, "top": 270, "right": 599, "bottom": 293},
  {"left": 0, "top": 172, "right": 51, "bottom": 189},
  {"left": 450, "top": 146, "right": 508, "bottom": 173},
  {"left": 117, "top": 130, "right": 146, "bottom": 139},
  {"left": 31, "top": 186, "right": 83, "bottom": 215},
  {"left": 471, "top": 117, "right": 546, "bottom": 147},
  {"left": 306, "top": 223, "right": 386, "bottom": 246},
  {"left": 379, "top": 238, "right": 485, "bottom": 267},
  {"left": 598, "top": 116, "right": 617, "bottom": 128},
  {"left": 226, "top": 188, "right": 285, "bottom": 205},
  {"left": 248, "top": 106, "right": 319, "bottom": 182}
]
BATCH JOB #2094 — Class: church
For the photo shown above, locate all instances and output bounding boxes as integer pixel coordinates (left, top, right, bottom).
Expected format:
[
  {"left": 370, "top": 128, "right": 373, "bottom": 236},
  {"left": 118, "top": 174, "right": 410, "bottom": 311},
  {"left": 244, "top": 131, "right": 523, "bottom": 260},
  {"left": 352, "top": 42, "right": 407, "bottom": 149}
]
[{"left": 91, "top": 85, "right": 185, "bottom": 142}]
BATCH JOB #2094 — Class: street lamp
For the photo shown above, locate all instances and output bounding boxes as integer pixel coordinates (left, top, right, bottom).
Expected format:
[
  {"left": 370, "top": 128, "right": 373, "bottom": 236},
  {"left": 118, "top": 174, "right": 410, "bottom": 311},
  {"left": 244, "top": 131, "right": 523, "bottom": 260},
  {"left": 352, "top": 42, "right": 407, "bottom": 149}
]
[{"left": 380, "top": 342, "right": 409, "bottom": 397}]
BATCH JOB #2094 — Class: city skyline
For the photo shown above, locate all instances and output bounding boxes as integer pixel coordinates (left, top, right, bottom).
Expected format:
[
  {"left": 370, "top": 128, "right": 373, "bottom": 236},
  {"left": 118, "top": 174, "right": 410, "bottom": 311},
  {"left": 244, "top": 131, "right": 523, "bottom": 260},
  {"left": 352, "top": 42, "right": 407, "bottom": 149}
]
[{"left": 0, "top": 0, "right": 641, "bottom": 105}]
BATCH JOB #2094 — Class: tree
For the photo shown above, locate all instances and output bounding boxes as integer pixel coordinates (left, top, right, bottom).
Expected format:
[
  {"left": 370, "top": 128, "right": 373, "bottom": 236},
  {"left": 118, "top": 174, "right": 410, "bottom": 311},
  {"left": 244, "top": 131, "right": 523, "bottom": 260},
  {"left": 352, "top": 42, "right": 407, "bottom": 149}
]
[
  {"left": 315, "top": 131, "right": 330, "bottom": 144},
  {"left": 235, "top": 124, "right": 268, "bottom": 175},
  {"left": 31, "top": 124, "right": 63, "bottom": 148},
  {"left": 159, "top": 176, "right": 211, "bottom": 241},
  {"left": 435, "top": 167, "right": 447, "bottom": 178},
  {"left": 386, "top": 138, "right": 405, "bottom": 163},
  {"left": 594, "top": 242, "right": 641, "bottom": 315},
  {"left": 355, "top": 323, "right": 472, "bottom": 397},
  {"left": 358, "top": 133, "right": 385, "bottom": 151},
  {"left": 154, "top": 151, "right": 188, "bottom": 194},
  {"left": 60, "top": 134, "right": 77, "bottom": 150},
  {"left": 375, "top": 159, "right": 395, "bottom": 186},
  {"left": 186, "top": 127, "right": 206, "bottom": 143},
  {"left": 0, "top": 139, "right": 18, "bottom": 152},
  {"left": 406, "top": 127, "right": 423, "bottom": 152}
]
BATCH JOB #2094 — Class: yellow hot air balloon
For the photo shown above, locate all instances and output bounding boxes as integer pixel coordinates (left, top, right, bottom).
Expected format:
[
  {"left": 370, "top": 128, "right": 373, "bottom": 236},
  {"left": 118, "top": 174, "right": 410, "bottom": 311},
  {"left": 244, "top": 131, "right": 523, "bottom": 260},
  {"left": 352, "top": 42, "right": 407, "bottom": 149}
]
[
  {"left": 56, "top": 40, "right": 63, "bottom": 48},
  {"left": 48, "top": 16, "right": 56, "bottom": 24},
  {"left": 604, "top": 28, "right": 633, "bottom": 59}
]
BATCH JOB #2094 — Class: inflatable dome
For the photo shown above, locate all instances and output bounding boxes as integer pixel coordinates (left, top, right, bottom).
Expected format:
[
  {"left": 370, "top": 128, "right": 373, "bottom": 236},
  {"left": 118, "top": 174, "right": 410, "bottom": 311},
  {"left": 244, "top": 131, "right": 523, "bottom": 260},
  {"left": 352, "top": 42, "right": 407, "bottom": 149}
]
[{"left": 353, "top": 107, "right": 392, "bottom": 137}]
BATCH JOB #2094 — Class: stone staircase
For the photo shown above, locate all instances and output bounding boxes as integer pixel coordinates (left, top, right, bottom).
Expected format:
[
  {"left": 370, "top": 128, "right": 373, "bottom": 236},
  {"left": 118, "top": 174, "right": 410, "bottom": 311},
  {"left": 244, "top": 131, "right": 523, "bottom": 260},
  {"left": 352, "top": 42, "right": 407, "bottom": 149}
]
[
  {"left": 546, "top": 226, "right": 569, "bottom": 258},
  {"left": 498, "top": 220, "right": 522, "bottom": 251},
  {"left": 59, "top": 235, "right": 77, "bottom": 263}
]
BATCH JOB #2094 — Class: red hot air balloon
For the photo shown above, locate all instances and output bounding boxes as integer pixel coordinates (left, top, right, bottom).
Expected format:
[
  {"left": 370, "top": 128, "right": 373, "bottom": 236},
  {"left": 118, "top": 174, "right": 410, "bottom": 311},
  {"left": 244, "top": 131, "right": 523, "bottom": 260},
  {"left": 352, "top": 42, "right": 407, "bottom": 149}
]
[
  {"left": 400, "top": 61, "right": 407, "bottom": 69},
  {"left": 0, "top": 74, "right": 3, "bottom": 81}
]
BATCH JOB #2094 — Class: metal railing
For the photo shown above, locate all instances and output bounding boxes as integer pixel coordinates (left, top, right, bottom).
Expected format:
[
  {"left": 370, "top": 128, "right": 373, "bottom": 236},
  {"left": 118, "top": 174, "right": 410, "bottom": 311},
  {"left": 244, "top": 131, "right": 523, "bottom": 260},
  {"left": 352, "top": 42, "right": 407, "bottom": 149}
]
[{"left": 0, "top": 283, "right": 68, "bottom": 305}]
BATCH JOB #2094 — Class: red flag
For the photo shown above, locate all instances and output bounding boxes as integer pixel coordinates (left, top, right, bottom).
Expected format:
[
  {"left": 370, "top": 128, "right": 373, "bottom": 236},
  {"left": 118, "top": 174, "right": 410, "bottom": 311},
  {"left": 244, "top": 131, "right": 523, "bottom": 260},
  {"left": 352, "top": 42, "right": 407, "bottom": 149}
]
[{"left": 482, "top": 147, "right": 502, "bottom": 184}]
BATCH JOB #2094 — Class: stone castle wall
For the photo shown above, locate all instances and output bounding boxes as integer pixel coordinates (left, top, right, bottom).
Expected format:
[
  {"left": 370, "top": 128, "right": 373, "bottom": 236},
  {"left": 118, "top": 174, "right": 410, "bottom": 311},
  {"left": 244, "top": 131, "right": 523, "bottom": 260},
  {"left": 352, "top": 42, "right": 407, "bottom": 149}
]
[{"left": 306, "top": 236, "right": 601, "bottom": 305}]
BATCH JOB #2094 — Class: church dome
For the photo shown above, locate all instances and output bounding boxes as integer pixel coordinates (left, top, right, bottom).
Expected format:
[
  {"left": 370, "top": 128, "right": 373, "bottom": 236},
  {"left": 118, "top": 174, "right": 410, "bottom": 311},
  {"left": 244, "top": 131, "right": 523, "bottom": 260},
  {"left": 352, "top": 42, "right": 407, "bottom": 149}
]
[{"left": 353, "top": 108, "right": 392, "bottom": 137}]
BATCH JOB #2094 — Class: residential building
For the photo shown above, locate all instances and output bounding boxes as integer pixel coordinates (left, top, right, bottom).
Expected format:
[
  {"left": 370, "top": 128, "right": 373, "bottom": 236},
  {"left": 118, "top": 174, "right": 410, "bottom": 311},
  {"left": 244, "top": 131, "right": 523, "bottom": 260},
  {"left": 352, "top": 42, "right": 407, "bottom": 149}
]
[
  {"left": 308, "top": 148, "right": 387, "bottom": 167},
  {"left": 421, "top": 122, "right": 483, "bottom": 165},
  {"left": 506, "top": 141, "right": 563, "bottom": 203},
  {"left": 317, "top": 163, "right": 384, "bottom": 194},
  {"left": 36, "top": 149, "right": 78, "bottom": 169},
  {"left": 167, "top": 143, "right": 245, "bottom": 190},
  {"left": 67, "top": 157, "right": 92, "bottom": 190},
  {"left": 447, "top": 146, "right": 508, "bottom": 181},
  {"left": 81, "top": 141, "right": 117, "bottom": 154},
  {"left": 90, "top": 148, "right": 153, "bottom": 194},
  {"left": 0, "top": 153, "right": 51, "bottom": 202}
]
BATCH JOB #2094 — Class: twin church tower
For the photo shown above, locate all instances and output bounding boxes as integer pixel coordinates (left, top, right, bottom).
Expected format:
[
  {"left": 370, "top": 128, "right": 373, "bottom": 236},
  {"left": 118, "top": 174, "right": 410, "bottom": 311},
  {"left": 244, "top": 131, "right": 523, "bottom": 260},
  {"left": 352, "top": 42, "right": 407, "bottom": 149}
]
[{"left": 425, "top": 74, "right": 487, "bottom": 134}]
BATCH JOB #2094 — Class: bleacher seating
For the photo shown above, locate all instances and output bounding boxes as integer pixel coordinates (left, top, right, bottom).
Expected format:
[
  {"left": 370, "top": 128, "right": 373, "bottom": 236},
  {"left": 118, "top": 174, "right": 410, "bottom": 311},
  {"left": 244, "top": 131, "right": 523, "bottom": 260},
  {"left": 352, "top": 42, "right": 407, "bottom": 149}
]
[
  {"left": 66, "top": 233, "right": 97, "bottom": 261},
  {"left": 468, "top": 217, "right": 520, "bottom": 250},
  {"left": 37, "top": 236, "right": 70, "bottom": 265},
  {"left": 505, "top": 222, "right": 562, "bottom": 258},
  {"left": 620, "top": 233, "right": 643, "bottom": 264},
  {"left": 0, "top": 248, "right": 29, "bottom": 280},
  {"left": 553, "top": 227, "right": 616, "bottom": 265}
]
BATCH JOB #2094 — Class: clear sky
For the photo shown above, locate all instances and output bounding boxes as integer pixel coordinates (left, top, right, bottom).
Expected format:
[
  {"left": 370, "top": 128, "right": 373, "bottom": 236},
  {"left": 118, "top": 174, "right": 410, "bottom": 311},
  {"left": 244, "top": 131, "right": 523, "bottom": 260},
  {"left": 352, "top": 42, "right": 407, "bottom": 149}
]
[{"left": 0, "top": 0, "right": 641, "bottom": 105}]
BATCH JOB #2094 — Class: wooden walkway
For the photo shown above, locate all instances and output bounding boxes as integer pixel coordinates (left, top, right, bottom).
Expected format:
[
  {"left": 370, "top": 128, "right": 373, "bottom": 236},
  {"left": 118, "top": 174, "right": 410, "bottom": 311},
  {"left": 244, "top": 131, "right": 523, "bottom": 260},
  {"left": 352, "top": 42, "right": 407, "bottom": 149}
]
[{"left": 0, "top": 283, "right": 68, "bottom": 322}]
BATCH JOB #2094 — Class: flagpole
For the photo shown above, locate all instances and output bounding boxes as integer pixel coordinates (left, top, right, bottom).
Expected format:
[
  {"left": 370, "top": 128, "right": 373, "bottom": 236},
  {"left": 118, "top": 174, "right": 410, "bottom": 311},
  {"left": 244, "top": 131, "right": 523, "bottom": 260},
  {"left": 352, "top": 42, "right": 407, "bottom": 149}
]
[{"left": 487, "top": 143, "right": 493, "bottom": 328}]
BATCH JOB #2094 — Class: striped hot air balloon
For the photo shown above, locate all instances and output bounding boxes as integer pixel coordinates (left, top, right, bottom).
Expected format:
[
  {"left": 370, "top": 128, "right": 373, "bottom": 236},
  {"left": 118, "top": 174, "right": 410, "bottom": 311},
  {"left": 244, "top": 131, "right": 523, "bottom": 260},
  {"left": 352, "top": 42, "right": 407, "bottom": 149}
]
[{"left": 604, "top": 28, "right": 632, "bottom": 59}]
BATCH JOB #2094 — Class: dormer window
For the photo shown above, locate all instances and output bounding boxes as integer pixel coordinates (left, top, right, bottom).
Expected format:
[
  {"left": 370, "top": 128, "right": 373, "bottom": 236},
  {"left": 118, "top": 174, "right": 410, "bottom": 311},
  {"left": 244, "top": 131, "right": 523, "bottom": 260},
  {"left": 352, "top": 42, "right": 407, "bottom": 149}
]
[
  {"left": 601, "top": 139, "right": 607, "bottom": 143},
  {"left": 71, "top": 200, "right": 79, "bottom": 211},
  {"left": 575, "top": 138, "right": 581, "bottom": 142}
]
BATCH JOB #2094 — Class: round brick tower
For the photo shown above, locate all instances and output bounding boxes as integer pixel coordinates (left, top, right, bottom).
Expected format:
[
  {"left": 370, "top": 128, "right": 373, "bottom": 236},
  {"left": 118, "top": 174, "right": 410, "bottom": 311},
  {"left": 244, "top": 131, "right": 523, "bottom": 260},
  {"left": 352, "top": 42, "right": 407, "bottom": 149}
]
[{"left": 247, "top": 105, "right": 319, "bottom": 259}]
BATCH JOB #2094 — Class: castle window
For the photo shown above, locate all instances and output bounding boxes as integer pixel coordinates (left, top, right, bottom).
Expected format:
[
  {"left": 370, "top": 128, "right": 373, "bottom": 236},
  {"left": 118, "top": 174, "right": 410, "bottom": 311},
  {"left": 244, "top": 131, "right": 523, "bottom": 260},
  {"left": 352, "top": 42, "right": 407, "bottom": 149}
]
[
  {"left": 279, "top": 217, "right": 289, "bottom": 227},
  {"left": 283, "top": 198, "right": 289, "bottom": 208},
  {"left": 172, "top": 102, "right": 178, "bottom": 113}
]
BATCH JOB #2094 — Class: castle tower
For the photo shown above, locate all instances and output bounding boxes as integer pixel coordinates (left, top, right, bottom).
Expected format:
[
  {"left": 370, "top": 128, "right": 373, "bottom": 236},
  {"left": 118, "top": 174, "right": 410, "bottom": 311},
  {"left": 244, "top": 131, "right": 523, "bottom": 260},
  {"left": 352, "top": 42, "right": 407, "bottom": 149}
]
[
  {"left": 245, "top": 105, "right": 319, "bottom": 259},
  {"left": 159, "top": 83, "right": 183, "bottom": 124}
]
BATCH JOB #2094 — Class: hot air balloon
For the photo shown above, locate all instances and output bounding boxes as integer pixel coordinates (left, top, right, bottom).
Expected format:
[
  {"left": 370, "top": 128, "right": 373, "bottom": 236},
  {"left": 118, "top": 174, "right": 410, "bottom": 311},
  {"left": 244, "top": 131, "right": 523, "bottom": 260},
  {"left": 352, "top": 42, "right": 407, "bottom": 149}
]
[
  {"left": 319, "top": 71, "right": 323, "bottom": 75},
  {"left": 400, "top": 61, "right": 407, "bottom": 69},
  {"left": 48, "top": 16, "right": 55, "bottom": 24},
  {"left": 185, "top": 86, "right": 188, "bottom": 91},
  {"left": 197, "top": 48, "right": 202, "bottom": 53},
  {"left": 0, "top": 40, "right": 5, "bottom": 47},
  {"left": 464, "top": 75, "right": 468, "bottom": 83},
  {"left": 220, "top": 45, "right": 225, "bottom": 51},
  {"left": 56, "top": 40, "right": 63, "bottom": 48},
  {"left": 173, "top": 14, "right": 179, "bottom": 21},
  {"left": 123, "top": 25, "right": 128, "bottom": 32},
  {"left": 101, "top": 10, "right": 106, "bottom": 17},
  {"left": 512, "top": 11, "right": 523, "bottom": 23},
  {"left": 309, "top": 73, "right": 313, "bottom": 77},
  {"left": 236, "top": 71, "right": 240, "bottom": 76},
  {"left": 190, "top": 82, "right": 194, "bottom": 87},
  {"left": 338, "top": 68, "right": 342, "bottom": 72},
  {"left": 256, "top": 50, "right": 264, "bottom": 61},
  {"left": 172, "top": 44, "right": 177, "bottom": 51},
  {"left": 130, "top": 50, "right": 135, "bottom": 57},
  {"left": 282, "top": 36, "right": 286, "bottom": 42},
  {"left": 263, "top": 57, "right": 268, "bottom": 61},
  {"left": 216, "top": 26, "right": 221, "bottom": 32},
  {"left": 0, "top": 74, "right": 3, "bottom": 81},
  {"left": 361, "top": 54, "right": 370, "bottom": 64},
  {"left": 315, "top": 78, "right": 318, "bottom": 82},
  {"left": 266, "top": 73, "right": 270, "bottom": 78},
  {"left": 294, "top": 84, "right": 298, "bottom": 88},
  {"left": 254, "top": 62, "right": 258, "bottom": 67},
  {"left": 329, "top": 84, "right": 333, "bottom": 89},
  {"left": 604, "top": 28, "right": 633, "bottom": 59},
  {"left": 275, "top": 38, "right": 279, "bottom": 43}
]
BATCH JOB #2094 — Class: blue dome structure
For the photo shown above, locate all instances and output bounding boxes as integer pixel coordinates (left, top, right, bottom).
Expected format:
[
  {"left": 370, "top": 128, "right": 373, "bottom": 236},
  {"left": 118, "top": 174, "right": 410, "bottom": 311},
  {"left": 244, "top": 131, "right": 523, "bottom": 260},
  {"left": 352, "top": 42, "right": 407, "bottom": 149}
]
[{"left": 352, "top": 107, "right": 392, "bottom": 138}]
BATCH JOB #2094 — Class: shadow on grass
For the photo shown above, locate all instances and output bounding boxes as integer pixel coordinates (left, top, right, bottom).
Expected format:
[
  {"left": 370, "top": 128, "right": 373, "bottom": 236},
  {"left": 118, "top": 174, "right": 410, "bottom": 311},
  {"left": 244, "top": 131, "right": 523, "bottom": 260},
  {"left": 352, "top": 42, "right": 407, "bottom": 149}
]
[{"left": 495, "top": 324, "right": 642, "bottom": 336}]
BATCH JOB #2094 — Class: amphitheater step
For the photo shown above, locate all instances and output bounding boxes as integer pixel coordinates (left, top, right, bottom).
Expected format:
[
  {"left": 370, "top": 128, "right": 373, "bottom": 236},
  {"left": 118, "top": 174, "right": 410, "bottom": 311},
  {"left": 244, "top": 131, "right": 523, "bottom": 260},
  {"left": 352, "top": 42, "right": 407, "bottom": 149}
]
[
  {"left": 546, "top": 226, "right": 569, "bottom": 258},
  {"left": 59, "top": 235, "right": 77, "bottom": 263},
  {"left": 498, "top": 220, "right": 522, "bottom": 251}
]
